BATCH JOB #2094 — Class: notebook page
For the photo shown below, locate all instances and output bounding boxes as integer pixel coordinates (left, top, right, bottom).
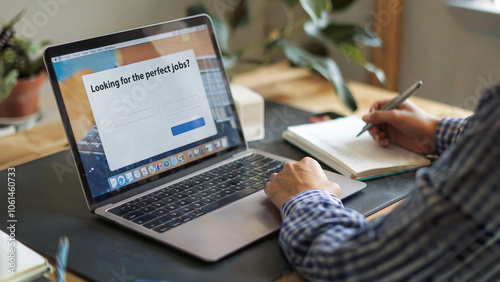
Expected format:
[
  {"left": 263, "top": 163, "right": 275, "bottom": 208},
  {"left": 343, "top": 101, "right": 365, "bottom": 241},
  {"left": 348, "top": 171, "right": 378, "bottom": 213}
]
[
  {"left": 0, "top": 230, "right": 48, "bottom": 281},
  {"left": 287, "top": 116, "right": 429, "bottom": 174}
]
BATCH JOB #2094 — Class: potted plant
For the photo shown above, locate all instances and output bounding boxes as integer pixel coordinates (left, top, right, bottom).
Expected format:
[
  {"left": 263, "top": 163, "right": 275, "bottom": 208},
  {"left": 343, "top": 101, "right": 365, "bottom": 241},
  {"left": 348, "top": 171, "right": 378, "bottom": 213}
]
[
  {"left": 187, "top": 0, "right": 387, "bottom": 111},
  {"left": 0, "top": 10, "right": 50, "bottom": 126}
]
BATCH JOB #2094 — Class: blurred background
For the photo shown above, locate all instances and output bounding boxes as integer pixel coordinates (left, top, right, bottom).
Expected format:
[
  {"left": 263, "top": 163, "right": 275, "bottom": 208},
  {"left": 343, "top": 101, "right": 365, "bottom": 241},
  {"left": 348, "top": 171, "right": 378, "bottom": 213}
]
[{"left": 1, "top": 0, "right": 499, "bottom": 110}]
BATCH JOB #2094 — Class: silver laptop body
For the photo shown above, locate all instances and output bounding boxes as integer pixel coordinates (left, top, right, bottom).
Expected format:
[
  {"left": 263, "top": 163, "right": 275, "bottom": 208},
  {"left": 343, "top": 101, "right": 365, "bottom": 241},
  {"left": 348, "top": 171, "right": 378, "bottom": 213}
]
[{"left": 44, "top": 14, "right": 366, "bottom": 262}]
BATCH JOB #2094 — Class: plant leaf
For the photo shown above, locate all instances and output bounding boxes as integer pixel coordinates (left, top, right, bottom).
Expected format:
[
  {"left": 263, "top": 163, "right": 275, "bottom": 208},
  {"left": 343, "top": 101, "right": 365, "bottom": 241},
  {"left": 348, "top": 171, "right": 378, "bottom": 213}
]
[
  {"left": 339, "top": 43, "right": 387, "bottom": 87},
  {"left": 229, "top": 0, "right": 249, "bottom": 29},
  {"left": 186, "top": 3, "right": 209, "bottom": 16},
  {"left": 352, "top": 26, "right": 383, "bottom": 48},
  {"left": 2, "top": 9, "right": 26, "bottom": 29},
  {"left": 212, "top": 18, "right": 230, "bottom": 53},
  {"left": 304, "top": 21, "right": 387, "bottom": 86},
  {"left": 0, "top": 69, "right": 18, "bottom": 102},
  {"left": 298, "top": 0, "right": 331, "bottom": 26},
  {"left": 304, "top": 21, "right": 382, "bottom": 48},
  {"left": 282, "top": 0, "right": 299, "bottom": 9},
  {"left": 186, "top": 4, "right": 230, "bottom": 53},
  {"left": 222, "top": 51, "right": 239, "bottom": 70},
  {"left": 338, "top": 42, "right": 364, "bottom": 64},
  {"left": 302, "top": 41, "right": 329, "bottom": 57},
  {"left": 364, "top": 62, "right": 388, "bottom": 87},
  {"left": 276, "top": 38, "right": 357, "bottom": 111},
  {"left": 331, "top": 0, "right": 356, "bottom": 10}
]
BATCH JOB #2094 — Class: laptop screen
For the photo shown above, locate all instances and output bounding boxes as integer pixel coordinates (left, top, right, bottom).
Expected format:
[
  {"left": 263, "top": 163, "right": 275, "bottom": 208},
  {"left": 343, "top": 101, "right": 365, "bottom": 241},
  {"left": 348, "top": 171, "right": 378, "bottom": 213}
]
[{"left": 45, "top": 16, "right": 245, "bottom": 204}]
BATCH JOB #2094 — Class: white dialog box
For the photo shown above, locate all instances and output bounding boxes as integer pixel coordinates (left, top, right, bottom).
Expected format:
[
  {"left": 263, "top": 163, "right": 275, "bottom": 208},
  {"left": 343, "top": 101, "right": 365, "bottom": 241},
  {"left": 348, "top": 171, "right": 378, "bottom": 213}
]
[{"left": 82, "top": 49, "right": 217, "bottom": 171}]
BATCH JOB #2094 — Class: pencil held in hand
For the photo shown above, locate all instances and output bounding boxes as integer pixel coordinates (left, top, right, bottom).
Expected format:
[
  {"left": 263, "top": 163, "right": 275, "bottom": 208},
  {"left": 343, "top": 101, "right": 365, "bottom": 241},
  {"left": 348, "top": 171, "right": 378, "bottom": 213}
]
[{"left": 356, "top": 80, "right": 423, "bottom": 137}]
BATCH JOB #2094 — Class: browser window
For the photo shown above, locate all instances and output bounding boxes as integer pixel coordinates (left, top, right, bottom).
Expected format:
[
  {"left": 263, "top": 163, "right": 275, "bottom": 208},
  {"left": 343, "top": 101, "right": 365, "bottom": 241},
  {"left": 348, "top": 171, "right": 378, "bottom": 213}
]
[
  {"left": 82, "top": 49, "right": 217, "bottom": 171},
  {"left": 50, "top": 24, "right": 244, "bottom": 199}
]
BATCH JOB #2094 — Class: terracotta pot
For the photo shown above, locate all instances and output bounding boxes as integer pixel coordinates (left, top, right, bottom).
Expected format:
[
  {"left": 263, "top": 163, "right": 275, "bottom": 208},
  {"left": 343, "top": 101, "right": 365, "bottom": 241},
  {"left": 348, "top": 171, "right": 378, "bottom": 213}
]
[{"left": 0, "top": 72, "right": 46, "bottom": 118}]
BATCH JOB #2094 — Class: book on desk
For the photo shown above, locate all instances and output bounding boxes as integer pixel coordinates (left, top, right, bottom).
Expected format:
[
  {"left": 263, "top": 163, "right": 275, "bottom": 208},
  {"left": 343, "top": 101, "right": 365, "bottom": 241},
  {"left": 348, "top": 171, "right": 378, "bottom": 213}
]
[
  {"left": 282, "top": 116, "right": 431, "bottom": 180},
  {"left": 0, "top": 230, "right": 51, "bottom": 282}
]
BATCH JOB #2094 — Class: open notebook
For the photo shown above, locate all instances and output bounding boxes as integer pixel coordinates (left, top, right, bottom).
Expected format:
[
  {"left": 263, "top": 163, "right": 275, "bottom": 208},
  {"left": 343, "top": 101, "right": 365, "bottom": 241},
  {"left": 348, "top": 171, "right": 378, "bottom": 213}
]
[
  {"left": 0, "top": 230, "right": 51, "bottom": 282},
  {"left": 282, "top": 116, "right": 431, "bottom": 180}
]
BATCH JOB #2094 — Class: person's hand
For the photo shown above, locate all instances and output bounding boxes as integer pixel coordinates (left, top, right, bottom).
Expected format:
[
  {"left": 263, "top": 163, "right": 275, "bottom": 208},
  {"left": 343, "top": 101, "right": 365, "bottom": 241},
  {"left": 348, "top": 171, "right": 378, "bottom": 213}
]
[
  {"left": 264, "top": 157, "right": 341, "bottom": 210},
  {"left": 362, "top": 100, "right": 440, "bottom": 155}
]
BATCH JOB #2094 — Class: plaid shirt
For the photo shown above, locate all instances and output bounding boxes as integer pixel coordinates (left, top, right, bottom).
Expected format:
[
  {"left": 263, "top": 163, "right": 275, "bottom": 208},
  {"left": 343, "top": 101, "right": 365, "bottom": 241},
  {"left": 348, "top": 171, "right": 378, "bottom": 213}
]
[{"left": 279, "top": 86, "right": 500, "bottom": 281}]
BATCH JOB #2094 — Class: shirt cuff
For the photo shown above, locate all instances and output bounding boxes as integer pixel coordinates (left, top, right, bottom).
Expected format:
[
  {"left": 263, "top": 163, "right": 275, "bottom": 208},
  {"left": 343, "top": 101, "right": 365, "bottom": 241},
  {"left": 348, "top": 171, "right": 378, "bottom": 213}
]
[
  {"left": 434, "top": 117, "right": 467, "bottom": 155},
  {"left": 281, "top": 189, "right": 344, "bottom": 219}
]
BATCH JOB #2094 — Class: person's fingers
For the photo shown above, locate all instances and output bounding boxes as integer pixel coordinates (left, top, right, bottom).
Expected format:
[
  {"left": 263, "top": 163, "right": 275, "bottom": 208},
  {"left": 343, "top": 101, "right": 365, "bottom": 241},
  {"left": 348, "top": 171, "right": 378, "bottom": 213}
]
[
  {"left": 368, "top": 127, "right": 379, "bottom": 141},
  {"left": 374, "top": 99, "right": 415, "bottom": 112},
  {"left": 302, "top": 157, "right": 324, "bottom": 172},
  {"left": 366, "top": 110, "right": 403, "bottom": 126},
  {"left": 369, "top": 125, "right": 379, "bottom": 134},
  {"left": 281, "top": 162, "right": 293, "bottom": 173},
  {"left": 264, "top": 181, "right": 272, "bottom": 196},
  {"left": 372, "top": 100, "right": 392, "bottom": 111},
  {"left": 301, "top": 156, "right": 316, "bottom": 164},
  {"left": 378, "top": 130, "right": 388, "bottom": 140},
  {"left": 269, "top": 172, "right": 278, "bottom": 183},
  {"left": 361, "top": 113, "right": 372, "bottom": 123},
  {"left": 362, "top": 114, "right": 380, "bottom": 140},
  {"left": 379, "top": 138, "right": 390, "bottom": 147},
  {"left": 396, "top": 99, "right": 415, "bottom": 111}
]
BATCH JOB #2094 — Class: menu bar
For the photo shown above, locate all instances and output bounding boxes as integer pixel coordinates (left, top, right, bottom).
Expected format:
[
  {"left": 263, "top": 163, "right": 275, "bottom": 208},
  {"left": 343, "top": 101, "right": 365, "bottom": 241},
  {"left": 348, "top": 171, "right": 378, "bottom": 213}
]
[{"left": 51, "top": 24, "right": 208, "bottom": 63}]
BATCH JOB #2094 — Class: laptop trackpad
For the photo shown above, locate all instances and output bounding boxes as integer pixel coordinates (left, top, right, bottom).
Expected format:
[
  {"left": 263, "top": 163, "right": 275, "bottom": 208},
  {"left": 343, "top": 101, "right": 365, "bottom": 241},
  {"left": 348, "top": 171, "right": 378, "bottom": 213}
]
[{"left": 214, "top": 192, "right": 281, "bottom": 233}]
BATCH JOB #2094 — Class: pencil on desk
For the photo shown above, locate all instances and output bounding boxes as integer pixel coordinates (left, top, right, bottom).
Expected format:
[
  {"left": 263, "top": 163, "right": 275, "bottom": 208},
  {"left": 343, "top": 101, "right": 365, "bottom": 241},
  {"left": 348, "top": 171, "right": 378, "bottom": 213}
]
[{"left": 56, "top": 236, "right": 69, "bottom": 282}]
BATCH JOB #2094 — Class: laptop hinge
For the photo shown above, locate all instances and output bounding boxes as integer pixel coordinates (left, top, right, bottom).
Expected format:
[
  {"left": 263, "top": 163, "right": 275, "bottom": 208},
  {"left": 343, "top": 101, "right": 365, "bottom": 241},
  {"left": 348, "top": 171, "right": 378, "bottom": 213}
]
[{"left": 233, "top": 150, "right": 253, "bottom": 159}]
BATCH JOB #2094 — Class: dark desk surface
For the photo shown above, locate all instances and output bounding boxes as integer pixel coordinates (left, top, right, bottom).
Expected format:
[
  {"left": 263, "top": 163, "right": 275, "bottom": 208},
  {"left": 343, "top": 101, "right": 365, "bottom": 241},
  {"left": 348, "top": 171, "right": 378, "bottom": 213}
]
[{"left": 0, "top": 101, "right": 415, "bottom": 281}]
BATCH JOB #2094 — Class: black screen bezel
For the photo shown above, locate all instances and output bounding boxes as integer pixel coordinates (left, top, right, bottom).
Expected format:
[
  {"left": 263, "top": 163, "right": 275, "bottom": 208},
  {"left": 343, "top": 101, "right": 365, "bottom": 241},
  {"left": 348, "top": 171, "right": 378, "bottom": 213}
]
[{"left": 43, "top": 15, "right": 247, "bottom": 209}]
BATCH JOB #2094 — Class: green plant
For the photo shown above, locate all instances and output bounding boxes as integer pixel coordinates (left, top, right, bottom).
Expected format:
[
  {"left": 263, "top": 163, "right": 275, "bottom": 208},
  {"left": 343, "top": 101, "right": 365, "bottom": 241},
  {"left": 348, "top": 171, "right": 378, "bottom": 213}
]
[
  {"left": 0, "top": 10, "right": 50, "bottom": 103},
  {"left": 187, "top": 0, "right": 387, "bottom": 111}
]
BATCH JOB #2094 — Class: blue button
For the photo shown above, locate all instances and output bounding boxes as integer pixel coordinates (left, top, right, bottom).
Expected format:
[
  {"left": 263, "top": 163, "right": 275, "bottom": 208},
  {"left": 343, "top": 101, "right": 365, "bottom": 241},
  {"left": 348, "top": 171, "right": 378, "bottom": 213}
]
[{"left": 171, "top": 117, "right": 206, "bottom": 136}]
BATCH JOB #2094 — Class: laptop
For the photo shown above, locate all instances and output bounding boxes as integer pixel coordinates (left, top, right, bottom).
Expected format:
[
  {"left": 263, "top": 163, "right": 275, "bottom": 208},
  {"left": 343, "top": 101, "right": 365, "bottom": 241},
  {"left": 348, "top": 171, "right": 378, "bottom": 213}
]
[{"left": 43, "top": 14, "right": 366, "bottom": 262}]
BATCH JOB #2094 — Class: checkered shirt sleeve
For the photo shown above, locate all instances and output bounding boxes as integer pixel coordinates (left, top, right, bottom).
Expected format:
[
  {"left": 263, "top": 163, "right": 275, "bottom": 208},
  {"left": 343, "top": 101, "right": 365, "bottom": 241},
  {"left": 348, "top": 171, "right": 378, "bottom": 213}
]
[
  {"left": 278, "top": 86, "right": 500, "bottom": 281},
  {"left": 434, "top": 117, "right": 468, "bottom": 155}
]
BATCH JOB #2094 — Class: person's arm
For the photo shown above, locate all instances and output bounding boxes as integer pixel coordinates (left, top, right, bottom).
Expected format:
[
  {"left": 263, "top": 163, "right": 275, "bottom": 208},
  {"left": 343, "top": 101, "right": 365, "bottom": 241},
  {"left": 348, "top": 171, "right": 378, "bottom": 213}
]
[
  {"left": 268, "top": 86, "right": 500, "bottom": 281},
  {"left": 434, "top": 117, "right": 468, "bottom": 155}
]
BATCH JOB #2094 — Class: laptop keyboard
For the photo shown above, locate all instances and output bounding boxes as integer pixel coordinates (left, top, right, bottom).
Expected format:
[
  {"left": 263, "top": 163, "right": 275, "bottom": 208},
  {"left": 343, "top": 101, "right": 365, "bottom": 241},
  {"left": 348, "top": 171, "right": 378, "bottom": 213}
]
[{"left": 108, "top": 154, "right": 283, "bottom": 233}]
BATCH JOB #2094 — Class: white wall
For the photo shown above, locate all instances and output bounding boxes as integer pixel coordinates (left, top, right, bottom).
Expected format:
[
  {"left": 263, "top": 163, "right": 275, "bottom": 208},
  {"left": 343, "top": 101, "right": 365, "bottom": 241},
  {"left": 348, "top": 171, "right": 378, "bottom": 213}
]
[
  {"left": 1, "top": 0, "right": 265, "bottom": 48},
  {"left": 399, "top": 0, "right": 500, "bottom": 110},
  {"left": 1, "top": 0, "right": 201, "bottom": 44},
  {"left": 301, "top": 0, "right": 500, "bottom": 110}
]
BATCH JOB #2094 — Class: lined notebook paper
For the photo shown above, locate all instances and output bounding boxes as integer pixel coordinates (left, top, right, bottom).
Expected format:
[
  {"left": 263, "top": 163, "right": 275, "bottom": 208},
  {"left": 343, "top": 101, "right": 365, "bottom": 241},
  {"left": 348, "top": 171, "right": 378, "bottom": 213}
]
[
  {"left": 1, "top": 230, "right": 50, "bottom": 282},
  {"left": 282, "top": 116, "right": 431, "bottom": 180}
]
